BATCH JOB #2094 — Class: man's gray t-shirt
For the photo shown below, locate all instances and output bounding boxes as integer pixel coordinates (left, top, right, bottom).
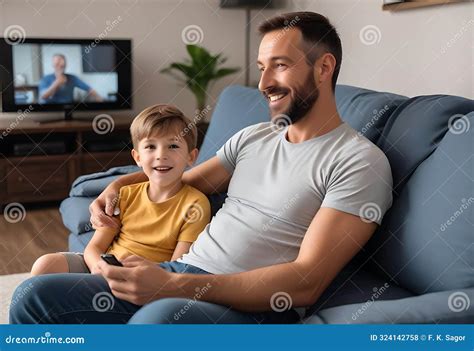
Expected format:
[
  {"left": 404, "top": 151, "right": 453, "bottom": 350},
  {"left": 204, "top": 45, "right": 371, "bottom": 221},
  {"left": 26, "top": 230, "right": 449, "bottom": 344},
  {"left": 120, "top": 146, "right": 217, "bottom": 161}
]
[{"left": 180, "top": 122, "right": 393, "bottom": 275}]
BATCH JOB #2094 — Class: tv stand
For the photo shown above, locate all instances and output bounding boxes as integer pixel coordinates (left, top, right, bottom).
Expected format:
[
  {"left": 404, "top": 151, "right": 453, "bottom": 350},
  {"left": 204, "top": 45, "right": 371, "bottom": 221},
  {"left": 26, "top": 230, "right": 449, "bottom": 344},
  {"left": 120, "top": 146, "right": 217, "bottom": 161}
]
[
  {"left": 32, "top": 108, "right": 90, "bottom": 124},
  {"left": 0, "top": 116, "right": 134, "bottom": 206}
]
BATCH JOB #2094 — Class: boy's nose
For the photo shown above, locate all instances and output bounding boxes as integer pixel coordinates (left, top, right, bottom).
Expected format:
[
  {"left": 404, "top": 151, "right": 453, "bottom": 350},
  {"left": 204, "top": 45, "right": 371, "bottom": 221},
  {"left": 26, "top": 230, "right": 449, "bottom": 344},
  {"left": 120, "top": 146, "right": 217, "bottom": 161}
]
[{"left": 156, "top": 153, "right": 168, "bottom": 160}]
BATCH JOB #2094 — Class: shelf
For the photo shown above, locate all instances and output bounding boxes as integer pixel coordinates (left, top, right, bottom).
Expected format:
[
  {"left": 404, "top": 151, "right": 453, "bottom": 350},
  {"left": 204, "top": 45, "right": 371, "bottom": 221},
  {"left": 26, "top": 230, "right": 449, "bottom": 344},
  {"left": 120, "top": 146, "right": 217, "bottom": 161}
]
[
  {"left": 0, "top": 117, "right": 133, "bottom": 206},
  {"left": 382, "top": 0, "right": 466, "bottom": 11}
]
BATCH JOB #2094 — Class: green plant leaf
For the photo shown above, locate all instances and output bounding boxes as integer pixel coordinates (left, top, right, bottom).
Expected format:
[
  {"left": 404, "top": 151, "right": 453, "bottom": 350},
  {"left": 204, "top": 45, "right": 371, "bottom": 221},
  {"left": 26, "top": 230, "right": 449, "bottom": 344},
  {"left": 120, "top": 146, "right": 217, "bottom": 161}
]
[
  {"left": 161, "top": 44, "right": 241, "bottom": 111},
  {"left": 214, "top": 67, "right": 240, "bottom": 79}
]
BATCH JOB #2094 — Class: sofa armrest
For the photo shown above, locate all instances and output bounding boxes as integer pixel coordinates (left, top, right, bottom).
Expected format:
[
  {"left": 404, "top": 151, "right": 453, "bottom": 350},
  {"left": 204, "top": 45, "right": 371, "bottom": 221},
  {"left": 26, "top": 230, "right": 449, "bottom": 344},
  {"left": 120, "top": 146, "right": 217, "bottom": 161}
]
[
  {"left": 305, "top": 288, "right": 474, "bottom": 324},
  {"left": 60, "top": 197, "right": 95, "bottom": 235}
]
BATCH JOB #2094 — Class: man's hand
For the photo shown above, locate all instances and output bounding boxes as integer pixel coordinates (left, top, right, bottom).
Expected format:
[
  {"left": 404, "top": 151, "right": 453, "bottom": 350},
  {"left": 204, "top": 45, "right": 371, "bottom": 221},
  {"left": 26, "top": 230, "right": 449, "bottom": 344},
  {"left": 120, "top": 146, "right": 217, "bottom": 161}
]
[
  {"left": 97, "top": 255, "right": 176, "bottom": 306},
  {"left": 89, "top": 184, "right": 121, "bottom": 229},
  {"left": 54, "top": 74, "right": 67, "bottom": 87}
]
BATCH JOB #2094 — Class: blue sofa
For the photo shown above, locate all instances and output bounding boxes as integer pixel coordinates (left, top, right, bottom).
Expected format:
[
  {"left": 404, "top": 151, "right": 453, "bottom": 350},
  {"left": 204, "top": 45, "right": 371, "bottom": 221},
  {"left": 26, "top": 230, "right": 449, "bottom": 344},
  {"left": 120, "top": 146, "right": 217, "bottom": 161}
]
[{"left": 60, "top": 84, "right": 474, "bottom": 323}]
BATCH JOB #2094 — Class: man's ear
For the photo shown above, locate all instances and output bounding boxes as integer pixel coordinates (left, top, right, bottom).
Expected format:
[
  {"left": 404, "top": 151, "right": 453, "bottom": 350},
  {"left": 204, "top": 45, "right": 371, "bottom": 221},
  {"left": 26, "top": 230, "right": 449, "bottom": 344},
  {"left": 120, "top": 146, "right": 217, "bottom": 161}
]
[
  {"left": 131, "top": 149, "right": 141, "bottom": 167},
  {"left": 187, "top": 148, "right": 199, "bottom": 167},
  {"left": 315, "top": 53, "right": 336, "bottom": 87}
]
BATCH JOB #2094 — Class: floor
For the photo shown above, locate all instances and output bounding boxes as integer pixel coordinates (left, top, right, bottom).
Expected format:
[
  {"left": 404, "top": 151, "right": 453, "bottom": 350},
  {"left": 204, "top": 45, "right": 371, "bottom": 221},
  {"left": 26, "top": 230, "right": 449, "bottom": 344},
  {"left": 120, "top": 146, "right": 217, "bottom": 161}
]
[{"left": 0, "top": 203, "right": 69, "bottom": 275}]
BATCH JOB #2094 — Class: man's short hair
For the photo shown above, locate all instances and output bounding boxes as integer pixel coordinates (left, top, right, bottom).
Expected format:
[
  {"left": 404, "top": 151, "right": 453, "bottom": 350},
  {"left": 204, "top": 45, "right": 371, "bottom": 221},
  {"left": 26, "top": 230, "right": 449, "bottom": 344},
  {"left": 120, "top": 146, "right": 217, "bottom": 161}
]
[
  {"left": 52, "top": 53, "right": 66, "bottom": 62},
  {"left": 258, "top": 11, "right": 342, "bottom": 91},
  {"left": 130, "top": 104, "right": 197, "bottom": 152}
]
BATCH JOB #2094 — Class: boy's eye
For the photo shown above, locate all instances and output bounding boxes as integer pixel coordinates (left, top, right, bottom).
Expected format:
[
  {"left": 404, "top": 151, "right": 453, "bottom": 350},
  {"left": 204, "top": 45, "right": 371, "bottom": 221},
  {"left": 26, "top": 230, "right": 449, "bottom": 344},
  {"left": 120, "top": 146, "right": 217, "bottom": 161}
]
[
  {"left": 169, "top": 144, "right": 179, "bottom": 149},
  {"left": 145, "top": 145, "right": 155, "bottom": 149}
]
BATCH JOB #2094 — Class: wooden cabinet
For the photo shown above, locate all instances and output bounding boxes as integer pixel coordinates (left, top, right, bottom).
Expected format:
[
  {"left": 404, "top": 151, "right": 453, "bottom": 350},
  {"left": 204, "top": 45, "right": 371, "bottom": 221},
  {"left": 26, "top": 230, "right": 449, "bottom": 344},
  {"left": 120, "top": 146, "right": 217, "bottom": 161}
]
[{"left": 0, "top": 117, "right": 134, "bottom": 206}]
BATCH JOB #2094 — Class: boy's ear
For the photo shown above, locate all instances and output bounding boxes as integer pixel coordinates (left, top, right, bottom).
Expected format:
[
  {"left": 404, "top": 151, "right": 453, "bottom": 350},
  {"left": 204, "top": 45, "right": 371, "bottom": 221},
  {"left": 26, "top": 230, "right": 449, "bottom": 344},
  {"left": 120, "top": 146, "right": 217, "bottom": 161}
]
[
  {"left": 131, "top": 149, "right": 141, "bottom": 167},
  {"left": 187, "top": 148, "right": 199, "bottom": 167}
]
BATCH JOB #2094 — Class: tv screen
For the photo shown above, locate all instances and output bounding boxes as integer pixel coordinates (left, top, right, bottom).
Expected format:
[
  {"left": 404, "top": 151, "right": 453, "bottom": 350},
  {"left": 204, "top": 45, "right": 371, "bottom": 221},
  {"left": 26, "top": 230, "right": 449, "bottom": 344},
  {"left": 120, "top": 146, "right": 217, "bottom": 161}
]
[{"left": 0, "top": 38, "right": 132, "bottom": 118}]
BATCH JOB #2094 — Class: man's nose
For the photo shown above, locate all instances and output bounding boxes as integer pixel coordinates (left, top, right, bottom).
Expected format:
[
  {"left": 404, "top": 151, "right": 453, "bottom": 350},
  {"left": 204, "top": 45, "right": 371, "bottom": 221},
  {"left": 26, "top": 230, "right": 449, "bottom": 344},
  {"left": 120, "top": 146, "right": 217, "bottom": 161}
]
[{"left": 258, "top": 68, "right": 276, "bottom": 93}]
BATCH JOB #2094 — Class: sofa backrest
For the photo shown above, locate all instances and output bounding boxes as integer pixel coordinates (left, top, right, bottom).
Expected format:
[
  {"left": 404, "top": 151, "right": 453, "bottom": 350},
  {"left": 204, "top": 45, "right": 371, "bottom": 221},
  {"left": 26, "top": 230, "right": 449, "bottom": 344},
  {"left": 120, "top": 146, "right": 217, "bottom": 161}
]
[
  {"left": 196, "top": 85, "right": 270, "bottom": 165},
  {"left": 336, "top": 85, "right": 474, "bottom": 294},
  {"left": 201, "top": 84, "right": 474, "bottom": 294}
]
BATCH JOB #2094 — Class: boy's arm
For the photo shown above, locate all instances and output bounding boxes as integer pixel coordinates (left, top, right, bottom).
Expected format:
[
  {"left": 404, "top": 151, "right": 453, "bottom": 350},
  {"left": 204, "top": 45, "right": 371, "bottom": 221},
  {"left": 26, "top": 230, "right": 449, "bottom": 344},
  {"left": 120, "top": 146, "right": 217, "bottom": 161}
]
[
  {"left": 84, "top": 228, "right": 119, "bottom": 274},
  {"left": 170, "top": 242, "right": 193, "bottom": 261},
  {"left": 90, "top": 156, "right": 230, "bottom": 228}
]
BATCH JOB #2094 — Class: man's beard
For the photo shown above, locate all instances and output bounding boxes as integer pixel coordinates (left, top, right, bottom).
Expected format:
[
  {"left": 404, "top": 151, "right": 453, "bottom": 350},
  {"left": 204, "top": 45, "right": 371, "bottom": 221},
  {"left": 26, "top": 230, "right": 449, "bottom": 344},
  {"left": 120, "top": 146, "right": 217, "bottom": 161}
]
[{"left": 269, "top": 74, "right": 319, "bottom": 125}]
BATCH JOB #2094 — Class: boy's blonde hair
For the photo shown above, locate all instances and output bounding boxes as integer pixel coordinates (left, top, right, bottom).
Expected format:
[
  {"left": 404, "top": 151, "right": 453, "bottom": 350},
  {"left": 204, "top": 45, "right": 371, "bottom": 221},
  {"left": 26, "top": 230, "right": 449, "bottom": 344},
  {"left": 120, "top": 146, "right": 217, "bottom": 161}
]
[{"left": 130, "top": 104, "right": 197, "bottom": 151}]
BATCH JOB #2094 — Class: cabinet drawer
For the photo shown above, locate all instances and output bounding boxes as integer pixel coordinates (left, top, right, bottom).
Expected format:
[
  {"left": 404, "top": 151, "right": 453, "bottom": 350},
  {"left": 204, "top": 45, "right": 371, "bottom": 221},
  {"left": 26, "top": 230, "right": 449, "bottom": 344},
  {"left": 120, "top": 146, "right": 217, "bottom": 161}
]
[
  {"left": 6, "top": 158, "right": 75, "bottom": 196},
  {"left": 81, "top": 151, "right": 133, "bottom": 175}
]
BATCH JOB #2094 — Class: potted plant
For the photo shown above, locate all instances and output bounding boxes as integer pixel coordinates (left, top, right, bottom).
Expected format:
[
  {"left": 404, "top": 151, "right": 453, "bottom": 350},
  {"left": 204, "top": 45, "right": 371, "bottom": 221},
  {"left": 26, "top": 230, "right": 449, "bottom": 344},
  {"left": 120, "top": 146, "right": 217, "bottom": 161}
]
[{"left": 160, "top": 44, "right": 240, "bottom": 121}]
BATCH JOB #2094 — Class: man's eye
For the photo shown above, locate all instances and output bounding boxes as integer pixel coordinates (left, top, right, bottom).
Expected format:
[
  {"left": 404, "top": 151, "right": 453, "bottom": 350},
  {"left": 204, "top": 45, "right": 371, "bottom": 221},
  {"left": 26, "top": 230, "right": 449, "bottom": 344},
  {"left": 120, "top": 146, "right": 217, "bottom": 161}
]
[{"left": 276, "top": 63, "right": 286, "bottom": 68}]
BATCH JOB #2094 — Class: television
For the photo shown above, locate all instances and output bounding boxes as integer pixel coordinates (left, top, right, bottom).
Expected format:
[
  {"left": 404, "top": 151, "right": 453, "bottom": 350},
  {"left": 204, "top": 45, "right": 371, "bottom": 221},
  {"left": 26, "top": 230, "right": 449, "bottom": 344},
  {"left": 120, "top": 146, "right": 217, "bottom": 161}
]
[{"left": 0, "top": 37, "right": 132, "bottom": 121}]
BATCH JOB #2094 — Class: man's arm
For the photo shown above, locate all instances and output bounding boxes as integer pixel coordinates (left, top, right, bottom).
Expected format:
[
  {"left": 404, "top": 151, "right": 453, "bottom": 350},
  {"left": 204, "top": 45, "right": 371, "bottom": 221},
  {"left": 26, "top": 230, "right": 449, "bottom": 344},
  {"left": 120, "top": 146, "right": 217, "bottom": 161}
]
[
  {"left": 40, "top": 75, "right": 67, "bottom": 100},
  {"left": 98, "top": 207, "right": 377, "bottom": 310},
  {"left": 90, "top": 156, "right": 231, "bottom": 227}
]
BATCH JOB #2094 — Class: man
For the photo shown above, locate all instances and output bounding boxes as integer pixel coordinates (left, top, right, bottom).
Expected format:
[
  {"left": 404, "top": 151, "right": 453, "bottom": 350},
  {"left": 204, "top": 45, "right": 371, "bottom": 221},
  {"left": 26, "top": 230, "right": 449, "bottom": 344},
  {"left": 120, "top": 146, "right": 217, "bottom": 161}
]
[
  {"left": 39, "top": 54, "right": 102, "bottom": 104},
  {"left": 10, "top": 12, "right": 392, "bottom": 324}
]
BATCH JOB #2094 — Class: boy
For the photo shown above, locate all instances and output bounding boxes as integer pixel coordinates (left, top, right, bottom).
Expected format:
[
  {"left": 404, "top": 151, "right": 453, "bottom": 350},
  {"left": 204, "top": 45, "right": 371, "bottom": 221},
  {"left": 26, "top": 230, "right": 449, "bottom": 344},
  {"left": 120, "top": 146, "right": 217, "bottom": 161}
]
[{"left": 31, "top": 104, "right": 211, "bottom": 275}]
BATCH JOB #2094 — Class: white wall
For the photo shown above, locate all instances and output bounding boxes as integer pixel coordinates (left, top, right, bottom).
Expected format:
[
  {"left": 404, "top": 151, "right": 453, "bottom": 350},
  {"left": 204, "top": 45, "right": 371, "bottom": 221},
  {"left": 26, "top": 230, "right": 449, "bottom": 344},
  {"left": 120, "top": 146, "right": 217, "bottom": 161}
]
[
  {"left": 0, "top": 0, "right": 283, "bottom": 120},
  {"left": 285, "top": 0, "right": 473, "bottom": 98},
  {"left": 0, "top": 0, "right": 471, "bottom": 121}
]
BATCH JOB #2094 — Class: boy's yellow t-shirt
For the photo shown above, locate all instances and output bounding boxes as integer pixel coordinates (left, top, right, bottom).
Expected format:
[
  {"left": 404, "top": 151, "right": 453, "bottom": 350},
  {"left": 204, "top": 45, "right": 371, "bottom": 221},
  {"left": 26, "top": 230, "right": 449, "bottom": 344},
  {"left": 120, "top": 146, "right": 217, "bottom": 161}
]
[{"left": 105, "top": 181, "right": 211, "bottom": 262}]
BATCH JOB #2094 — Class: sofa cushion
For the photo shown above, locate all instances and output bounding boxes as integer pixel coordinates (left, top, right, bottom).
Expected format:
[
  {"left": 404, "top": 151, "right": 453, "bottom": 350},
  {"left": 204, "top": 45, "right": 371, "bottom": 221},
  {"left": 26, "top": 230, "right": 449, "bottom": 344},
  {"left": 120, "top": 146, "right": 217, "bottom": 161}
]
[
  {"left": 306, "top": 257, "right": 413, "bottom": 318},
  {"left": 377, "top": 95, "right": 473, "bottom": 193},
  {"left": 368, "top": 111, "right": 474, "bottom": 294},
  {"left": 335, "top": 85, "right": 407, "bottom": 145},
  {"left": 196, "top": 85, "right": 270, "bottom": 165},
  {"left": 68, "top": 231, "right": 94, "bottom": 253},
  {"left": 60, "top": 197, "right": 94, "bottom": 234},
  {"left": 70, "top": 165, "right": 140, "bottom": 197},
  {"left": 309, "top": 288, "right": 474, "bottom": 324}
]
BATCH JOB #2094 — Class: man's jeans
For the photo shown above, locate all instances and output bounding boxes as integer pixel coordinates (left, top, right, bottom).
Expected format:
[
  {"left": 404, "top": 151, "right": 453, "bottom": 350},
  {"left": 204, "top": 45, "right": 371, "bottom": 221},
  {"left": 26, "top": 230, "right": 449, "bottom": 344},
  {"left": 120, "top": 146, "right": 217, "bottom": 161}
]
[{"left": 9, "top": 261, "right": 301, "bottom": 324}]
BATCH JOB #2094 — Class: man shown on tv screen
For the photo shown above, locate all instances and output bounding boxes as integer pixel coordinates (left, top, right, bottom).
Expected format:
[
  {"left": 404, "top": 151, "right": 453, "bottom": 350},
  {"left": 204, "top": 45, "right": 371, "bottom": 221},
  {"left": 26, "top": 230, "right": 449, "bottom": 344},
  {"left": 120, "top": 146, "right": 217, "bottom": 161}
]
[{"left": 39, "top": 54, "right": 103, "bottom": 104}]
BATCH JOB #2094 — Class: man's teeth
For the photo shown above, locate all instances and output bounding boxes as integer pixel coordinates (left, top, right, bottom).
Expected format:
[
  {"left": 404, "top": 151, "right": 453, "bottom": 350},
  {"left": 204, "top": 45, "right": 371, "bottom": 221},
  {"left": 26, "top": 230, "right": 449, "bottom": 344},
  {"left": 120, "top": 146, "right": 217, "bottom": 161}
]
[{"left": 269, "top": 94, "right": 285, "bottom": 102}]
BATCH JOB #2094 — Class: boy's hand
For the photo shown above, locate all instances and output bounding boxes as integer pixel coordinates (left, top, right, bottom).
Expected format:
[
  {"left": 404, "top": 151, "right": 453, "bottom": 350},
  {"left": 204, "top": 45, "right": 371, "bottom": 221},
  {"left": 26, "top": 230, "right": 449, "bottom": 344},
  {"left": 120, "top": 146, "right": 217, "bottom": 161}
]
[
  {"left": 97, "top": 255, "right": 176, "bottom": 306},
  {"left": 89, "top": 261, "right": 102, "bottom": 275},
  {"left": 90, "top": 184, "right": 121, "bottom": 229}
]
